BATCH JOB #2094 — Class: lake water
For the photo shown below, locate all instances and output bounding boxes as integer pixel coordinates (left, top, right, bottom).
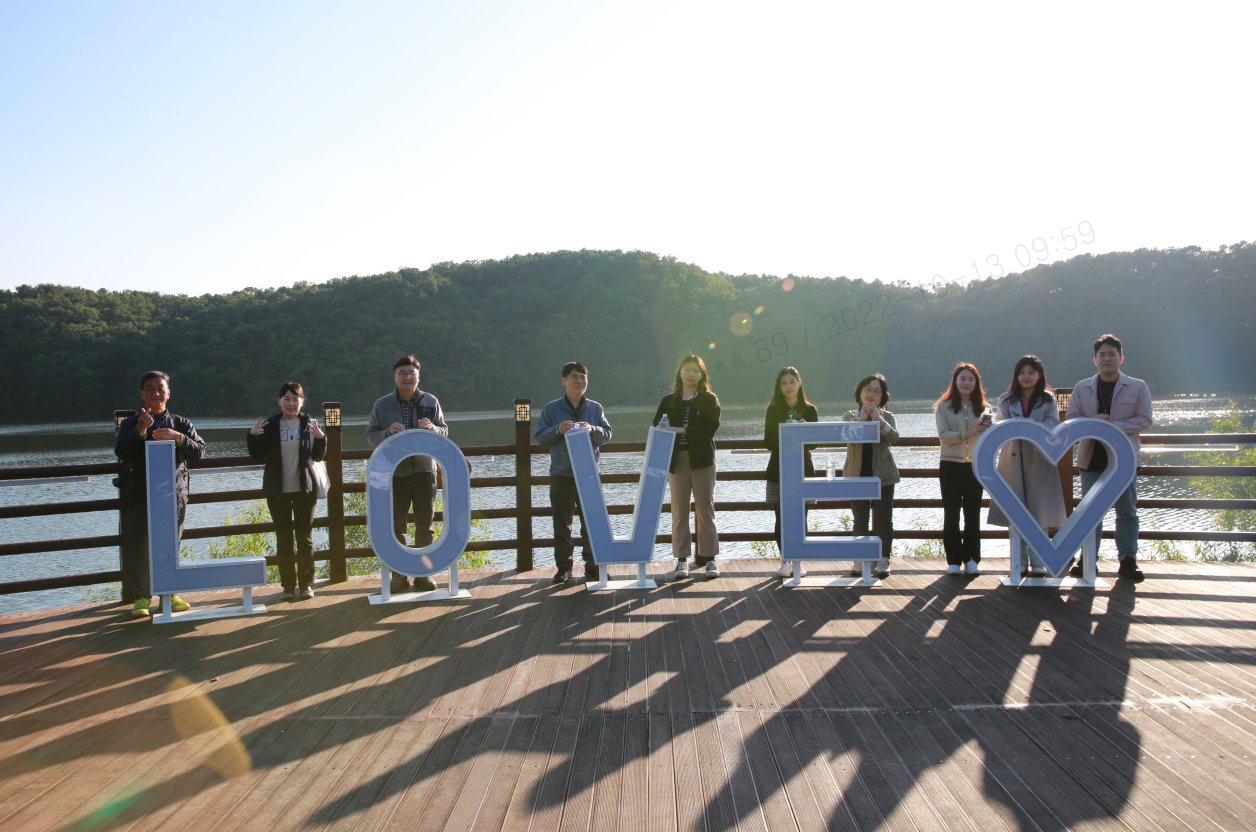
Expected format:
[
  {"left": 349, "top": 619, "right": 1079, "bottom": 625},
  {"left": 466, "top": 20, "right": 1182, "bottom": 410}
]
[{"left": 2, "top": 393, "right": 1251, "bottom": 614}]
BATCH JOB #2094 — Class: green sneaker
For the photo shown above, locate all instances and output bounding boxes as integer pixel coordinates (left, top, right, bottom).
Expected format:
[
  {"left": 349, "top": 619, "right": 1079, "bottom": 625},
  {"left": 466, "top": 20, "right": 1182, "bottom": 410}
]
[
  {"left": 131, "top": 598, "right": 151, "bottom": 618},
  {"left": 150, "top": 595, "right": 191, "bottom": 613}
]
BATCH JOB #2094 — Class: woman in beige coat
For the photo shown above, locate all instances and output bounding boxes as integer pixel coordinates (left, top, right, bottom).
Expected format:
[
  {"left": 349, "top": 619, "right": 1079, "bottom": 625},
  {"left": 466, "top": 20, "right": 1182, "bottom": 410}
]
[{"left": 987, "top": 355, "right": 1067, "bottom": 574}]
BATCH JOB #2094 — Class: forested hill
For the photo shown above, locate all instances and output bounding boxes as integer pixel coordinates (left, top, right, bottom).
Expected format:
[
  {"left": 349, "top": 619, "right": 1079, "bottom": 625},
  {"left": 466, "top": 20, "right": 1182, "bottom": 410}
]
[{"left": 2, "top": 244, "right": 1253, "bottom": 423}]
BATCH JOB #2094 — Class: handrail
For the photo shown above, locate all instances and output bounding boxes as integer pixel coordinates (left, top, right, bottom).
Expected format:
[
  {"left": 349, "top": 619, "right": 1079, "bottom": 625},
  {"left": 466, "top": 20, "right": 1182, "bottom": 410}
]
[{"left": 2, "top": 418, "right": 1253, "bottom": 598}]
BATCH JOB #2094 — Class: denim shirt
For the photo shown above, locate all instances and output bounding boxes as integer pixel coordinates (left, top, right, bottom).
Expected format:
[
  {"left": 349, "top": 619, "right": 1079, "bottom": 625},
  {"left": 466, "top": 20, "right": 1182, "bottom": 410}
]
[{"left": 535, "top": 396, "right": 612, "bottom": 477}]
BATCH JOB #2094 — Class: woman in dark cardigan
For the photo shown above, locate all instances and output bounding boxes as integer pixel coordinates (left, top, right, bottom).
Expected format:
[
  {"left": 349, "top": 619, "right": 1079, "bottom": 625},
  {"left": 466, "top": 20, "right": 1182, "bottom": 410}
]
[
  {"left": 246, "top": 381, "right": 327, "bottom": 602},
  {"left": 653, "top": 355, "right": 722, "bottom": 579},
  {"left": 763, "top": 367, "right": 819, "bottom": 577}
]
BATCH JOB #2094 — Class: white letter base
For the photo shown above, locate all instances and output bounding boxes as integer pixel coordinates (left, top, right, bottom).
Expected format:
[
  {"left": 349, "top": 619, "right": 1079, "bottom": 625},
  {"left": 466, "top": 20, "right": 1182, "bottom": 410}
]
[
  {"left": 585, "top": 563, "right": 657, "bottom": 592},
  {"left": 152, "top": 586, "right": 268, "bottom": 624},
  {"left": 370, "top": 564, "right": 473, "bottom": 604},
  {"left": 999, "top": 528, "right": 1109, "bottom": 589},
  {"left": 782, "top": 545, "right": 882, "bottom": 589}
]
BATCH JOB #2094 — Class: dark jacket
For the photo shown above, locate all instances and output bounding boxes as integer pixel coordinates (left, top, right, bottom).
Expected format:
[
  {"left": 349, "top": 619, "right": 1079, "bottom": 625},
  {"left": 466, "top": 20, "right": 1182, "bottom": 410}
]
[
  {"left": 535, "top": 396, "right": 612, "bottom": 477},
  {"left": 246, "top": 412, "right": 328, "bottom": 498},
  {"left": 652, "top": 390, "right": 721, "bottom": 472},
  {"left": 114, "top": 411, "right": 207, "bottom": 502},
  {"left": 764, "top": 401, "right": 819, "bottom": 483}
]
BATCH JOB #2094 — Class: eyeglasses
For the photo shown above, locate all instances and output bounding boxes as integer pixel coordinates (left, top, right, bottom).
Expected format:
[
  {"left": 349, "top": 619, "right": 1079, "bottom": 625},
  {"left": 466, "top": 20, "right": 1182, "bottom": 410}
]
[{"left": 395, "top": 371, "right": 419, "bottom": 378}]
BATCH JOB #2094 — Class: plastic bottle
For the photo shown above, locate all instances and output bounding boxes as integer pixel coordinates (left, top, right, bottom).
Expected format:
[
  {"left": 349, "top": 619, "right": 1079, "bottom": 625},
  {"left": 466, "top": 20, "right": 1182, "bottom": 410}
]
[
  {"left": 826, "top": 456, "right": 835, "bottom": 480},
  {"left": 659, "top": 413, "right": 670, "bottom": 428}
]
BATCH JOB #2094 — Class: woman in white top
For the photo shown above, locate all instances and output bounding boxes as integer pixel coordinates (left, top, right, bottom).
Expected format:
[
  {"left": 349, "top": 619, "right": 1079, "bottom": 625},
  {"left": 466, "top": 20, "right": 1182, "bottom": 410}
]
[
  {"left": 246, "top": 382, "right": 326, "bottom": 601},
  {"left": 987, "top": 356, "right": 1067, "bottom": 575},
  {"left": 934, "top": 363, "right": 990, "bottom": 576}
]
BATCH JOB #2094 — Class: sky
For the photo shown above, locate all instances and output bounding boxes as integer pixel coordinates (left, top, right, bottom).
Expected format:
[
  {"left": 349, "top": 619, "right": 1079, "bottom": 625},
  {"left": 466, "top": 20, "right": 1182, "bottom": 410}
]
[{"left": 1, "top": 1, "right": 1252, "bottom": 294}]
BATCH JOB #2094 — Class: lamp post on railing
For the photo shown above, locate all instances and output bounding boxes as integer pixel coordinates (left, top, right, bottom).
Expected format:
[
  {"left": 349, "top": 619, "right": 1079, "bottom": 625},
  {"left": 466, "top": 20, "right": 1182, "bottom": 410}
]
[
  {"left": 114, "top": 410, "right": 137, "bottom": 602},
  {"left": 323, "top": 402, "right": 347, "bottom": 583},
  {"left": 1056, "top": 388, "right": 1075, "bottom": 515},
  {"left": 514, "top": 399, "right": 533, "bottom": 572}
]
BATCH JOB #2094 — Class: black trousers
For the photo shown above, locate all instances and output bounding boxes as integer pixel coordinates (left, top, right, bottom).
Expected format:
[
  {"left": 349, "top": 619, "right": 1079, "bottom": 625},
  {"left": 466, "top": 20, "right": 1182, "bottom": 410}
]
[
  {"left": 123, "top": 498, "right": 185, "bottom": 601},
  {"left": 267, "top": 491, "right": 317, "bottom": 591},
  {"left": 939, "top": 461, "right": 984, "bottom": 565},
  {"left": 851, "top": 483, "right": 895, "bottom": 562},
  {"left": 392, "top": 471, "right": 437, "bottom": 548},
  {"left": 550, "top": 476, "right": 595, "bottom": 572}
]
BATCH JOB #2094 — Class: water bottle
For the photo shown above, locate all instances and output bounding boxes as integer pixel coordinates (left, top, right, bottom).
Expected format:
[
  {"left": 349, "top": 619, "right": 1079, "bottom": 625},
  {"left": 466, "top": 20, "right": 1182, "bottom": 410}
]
[
  {"left": 826, "top": 456, "right": 835, "bottom": 480},
  {"left": 659, "top": 413, "right": 670, "bottom": 428},
  {"left": 787, "top": 409, "right": 798, "bottom": 424}
]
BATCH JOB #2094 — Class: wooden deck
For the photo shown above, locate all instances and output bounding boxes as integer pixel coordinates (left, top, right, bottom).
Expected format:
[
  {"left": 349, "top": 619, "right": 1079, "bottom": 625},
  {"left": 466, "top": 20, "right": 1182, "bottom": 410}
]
[{"left": 3, "top": 558, "right": 1256, "bottom": 832}]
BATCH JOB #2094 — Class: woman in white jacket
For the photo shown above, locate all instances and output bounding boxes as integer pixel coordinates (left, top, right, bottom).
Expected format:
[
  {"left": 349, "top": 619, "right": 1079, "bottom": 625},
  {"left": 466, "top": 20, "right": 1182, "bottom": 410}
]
[{"left": 987, "top": 355, "right": 1068, "bottom": 575}]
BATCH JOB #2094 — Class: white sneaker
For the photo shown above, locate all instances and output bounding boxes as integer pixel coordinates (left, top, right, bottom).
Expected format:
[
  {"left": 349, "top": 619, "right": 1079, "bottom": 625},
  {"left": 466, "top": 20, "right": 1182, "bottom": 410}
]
[
  {"left": 965, "top": 560, "right": 980, "bottom": 575},
  {"left": 776, "top": 561, "right": 808, "bottom": 578},
  {"left": 947, "top": 564, "right": 961, "bottom": 575},
  {"left": 705, "top": 561, "right": 720, "bottom": 578},
  {"left": 674, "top": 561, "right": 690, "bottom": 580}
]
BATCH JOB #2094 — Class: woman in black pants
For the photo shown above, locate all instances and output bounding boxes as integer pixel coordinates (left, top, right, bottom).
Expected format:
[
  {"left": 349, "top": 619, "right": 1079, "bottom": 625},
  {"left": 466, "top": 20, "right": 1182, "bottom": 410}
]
[
  {"left": 247, "top": 382, "right": 326, "bottom": 602},
  {"left": 934, "top": 363, "right": 990, "bottom": 576},
  {"left": 843, "top": 374, "right": 899, "bottom": 579},
  {"left": 763, "top": 367, "right": 819, "bottom": 577}
]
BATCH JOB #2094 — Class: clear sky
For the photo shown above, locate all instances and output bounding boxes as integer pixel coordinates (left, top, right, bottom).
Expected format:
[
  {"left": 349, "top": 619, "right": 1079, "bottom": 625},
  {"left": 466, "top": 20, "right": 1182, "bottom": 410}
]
[{"left": 1, "top": 1, "right": 1251, "bottom": 294}]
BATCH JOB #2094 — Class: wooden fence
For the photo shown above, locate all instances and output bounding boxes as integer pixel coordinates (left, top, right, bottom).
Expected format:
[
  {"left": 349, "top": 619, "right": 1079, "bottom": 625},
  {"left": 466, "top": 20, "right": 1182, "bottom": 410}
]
[{"left": 2, "top": 397, "right": 1254, "bottom": 602}]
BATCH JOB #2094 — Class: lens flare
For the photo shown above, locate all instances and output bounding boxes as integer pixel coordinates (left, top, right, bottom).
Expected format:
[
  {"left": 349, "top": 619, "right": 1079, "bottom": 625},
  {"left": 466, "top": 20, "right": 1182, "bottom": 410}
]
[
  {"left": 708, "top": 343, "right": 716, "bottom": 350},
  {"left": 781, "top": 279, "right": 795, "bottom": 292},
  {"left": 729, "top": 313, "right": 753, "bottom": 337},
  {"left": 167, "top": 675, "right": 251, "bottom": 779},
  {"left": 753, "top": 306, "right": 765, "bottom": 315}
]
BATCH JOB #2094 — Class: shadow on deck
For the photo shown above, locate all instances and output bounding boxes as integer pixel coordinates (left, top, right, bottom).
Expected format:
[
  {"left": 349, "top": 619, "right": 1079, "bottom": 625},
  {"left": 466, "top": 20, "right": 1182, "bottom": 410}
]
[{"left": 3, "top": 558, "right": 1256, "bottom": 832}]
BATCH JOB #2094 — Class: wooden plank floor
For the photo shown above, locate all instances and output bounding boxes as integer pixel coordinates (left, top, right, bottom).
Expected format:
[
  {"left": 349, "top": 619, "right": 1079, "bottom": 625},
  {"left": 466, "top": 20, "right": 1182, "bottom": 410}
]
[{"left": 3, "top": 558, "right": 1256, "bottom": 832}]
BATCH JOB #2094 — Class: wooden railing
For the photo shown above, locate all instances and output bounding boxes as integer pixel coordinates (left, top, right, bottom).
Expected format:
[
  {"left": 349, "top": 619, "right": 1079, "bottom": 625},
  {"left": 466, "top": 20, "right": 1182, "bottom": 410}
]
[{"left": 2, "top": 398, "right": 1254, "bottom": 600}]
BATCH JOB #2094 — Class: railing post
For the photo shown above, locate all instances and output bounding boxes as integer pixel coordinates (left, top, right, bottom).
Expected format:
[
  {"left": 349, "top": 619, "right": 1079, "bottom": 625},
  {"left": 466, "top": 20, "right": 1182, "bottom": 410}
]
[
  {"left": 114, "top": 409, "right": 136, "bottom": 603},
  {"left": 1056, "top": 388, "right": 1075, "bottom": 515},
  {"left": 323, "top": 402, "right": 347, "bottom": 583},
  {"left": 514, "top": 398, "right": 533, "bottom": 572}
]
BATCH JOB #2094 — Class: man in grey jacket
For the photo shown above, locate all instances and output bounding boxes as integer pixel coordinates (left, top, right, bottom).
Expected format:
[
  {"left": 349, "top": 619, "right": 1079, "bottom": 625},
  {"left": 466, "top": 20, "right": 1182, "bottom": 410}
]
[
  {"left": 1065, "top": 334, "right": 1153, "bottom": 582},
  {"left": 535, "top": 362, "right": 612, "bottom": 584},
  {"left": 367, "top": 354, "right": 449, "bottom": 593}
]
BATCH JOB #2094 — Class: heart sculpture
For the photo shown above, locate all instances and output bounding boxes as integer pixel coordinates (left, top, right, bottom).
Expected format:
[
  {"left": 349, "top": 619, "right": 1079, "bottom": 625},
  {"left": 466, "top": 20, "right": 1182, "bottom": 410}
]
[{"left": 971, "top": 418, "right": 1138, "bottom": 578}]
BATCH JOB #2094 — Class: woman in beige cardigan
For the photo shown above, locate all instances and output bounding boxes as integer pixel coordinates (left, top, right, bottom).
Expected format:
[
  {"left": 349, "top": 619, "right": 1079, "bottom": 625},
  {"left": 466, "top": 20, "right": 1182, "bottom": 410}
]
[
  {"left": 934, "top": 363, "right": 991, "bottom": 576},
  {"left": 987, "top": 355, "right": 1068, "bottom": 575},
  {"left": 843, "top": 374, "right": 899, "bottom": 578}
]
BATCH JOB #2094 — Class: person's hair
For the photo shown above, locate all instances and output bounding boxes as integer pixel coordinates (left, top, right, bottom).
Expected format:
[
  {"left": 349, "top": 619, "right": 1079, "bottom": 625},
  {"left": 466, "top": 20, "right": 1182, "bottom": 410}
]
[
  {"left": 854, "top": 373, "right": 890, "bottom": 408},
  {"left": 393, "top": 355, "right": 421, "bottom": 372},
  {"left": 934, "top": 363, "right": 987, "bottom": 414},
  {"left": 673, "top": 355, "right": 717, "bottom": 402},
  {"left": 139, "top": 370, "right": 170, "bottom": 390},
  {"left": 278, "top": 381, "right": 304, "bottom": 399},
  {"left": 562, "top": 361, "right": 588, "bottom": 378},
  {"left": 1093, "top": 333, "right": 1123, "bottom": 355},
  {"left": 1005, "top": 355, "right": 1053, "bottom": 411},
  {"left": 766, "top": 367, "right": 812, "bottom": 416}
]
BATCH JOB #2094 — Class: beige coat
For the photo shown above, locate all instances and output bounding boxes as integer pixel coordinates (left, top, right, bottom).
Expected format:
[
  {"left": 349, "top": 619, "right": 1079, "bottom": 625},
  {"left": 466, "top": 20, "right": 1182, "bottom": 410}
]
[
  {"left": 841, "top": 409, "right": 900, "bottom": 486},
  {"left": 986, "top": 392, "right": 1067, "bottom": 531},
  {"left": 935, "top": 401, "right": 990, "bottom": 463},
  {"left": 1065, "top": 372, "right": 1153, "bottom": 467}
]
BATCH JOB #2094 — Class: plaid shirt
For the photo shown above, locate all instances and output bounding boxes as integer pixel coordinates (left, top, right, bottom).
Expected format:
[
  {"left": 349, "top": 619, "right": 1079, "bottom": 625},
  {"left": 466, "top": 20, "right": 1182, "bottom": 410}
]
[{"left": 396, "top": 388, "right": 420, "bottom": 430}]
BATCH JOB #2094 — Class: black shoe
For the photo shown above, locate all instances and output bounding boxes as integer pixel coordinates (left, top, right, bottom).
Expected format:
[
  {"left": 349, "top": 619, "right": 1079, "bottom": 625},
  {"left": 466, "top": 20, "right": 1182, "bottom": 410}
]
[
  {"left": 1117, "top": 560, "right": 1145, "bottom": 582},
  {"left": 413, "top": 576, "right": 437, "bottom": 592},
  {"left": 874, "top": 570, "right": 890, "bottom": 580},
  {"left": 279, "top": 589, "right": 296, "bottom": 603},
  {"left": 583, "top": 567, "right": 600, "bottom": 583},
  {"left": 1068, "top": 558, "right": 1084, "bottom": 578},
  {"left": 389, "top": 577, "right": 410, "bottom": 594},
  {"left": 553, "top": 569, "right": 573, "bottom": 584}
]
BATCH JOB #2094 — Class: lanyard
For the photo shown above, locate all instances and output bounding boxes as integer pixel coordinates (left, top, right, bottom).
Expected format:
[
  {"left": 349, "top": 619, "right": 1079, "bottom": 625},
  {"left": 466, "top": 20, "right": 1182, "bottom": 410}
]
[{"left": 1097, "top": 380, "right": 1115, "bottom": 415}]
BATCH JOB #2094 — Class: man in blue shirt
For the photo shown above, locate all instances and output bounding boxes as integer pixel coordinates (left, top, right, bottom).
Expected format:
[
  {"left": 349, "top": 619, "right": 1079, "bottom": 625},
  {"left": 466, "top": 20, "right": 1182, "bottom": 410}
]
[{"left": 535, "top": 362, "right": 612, "bottom": 583}]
